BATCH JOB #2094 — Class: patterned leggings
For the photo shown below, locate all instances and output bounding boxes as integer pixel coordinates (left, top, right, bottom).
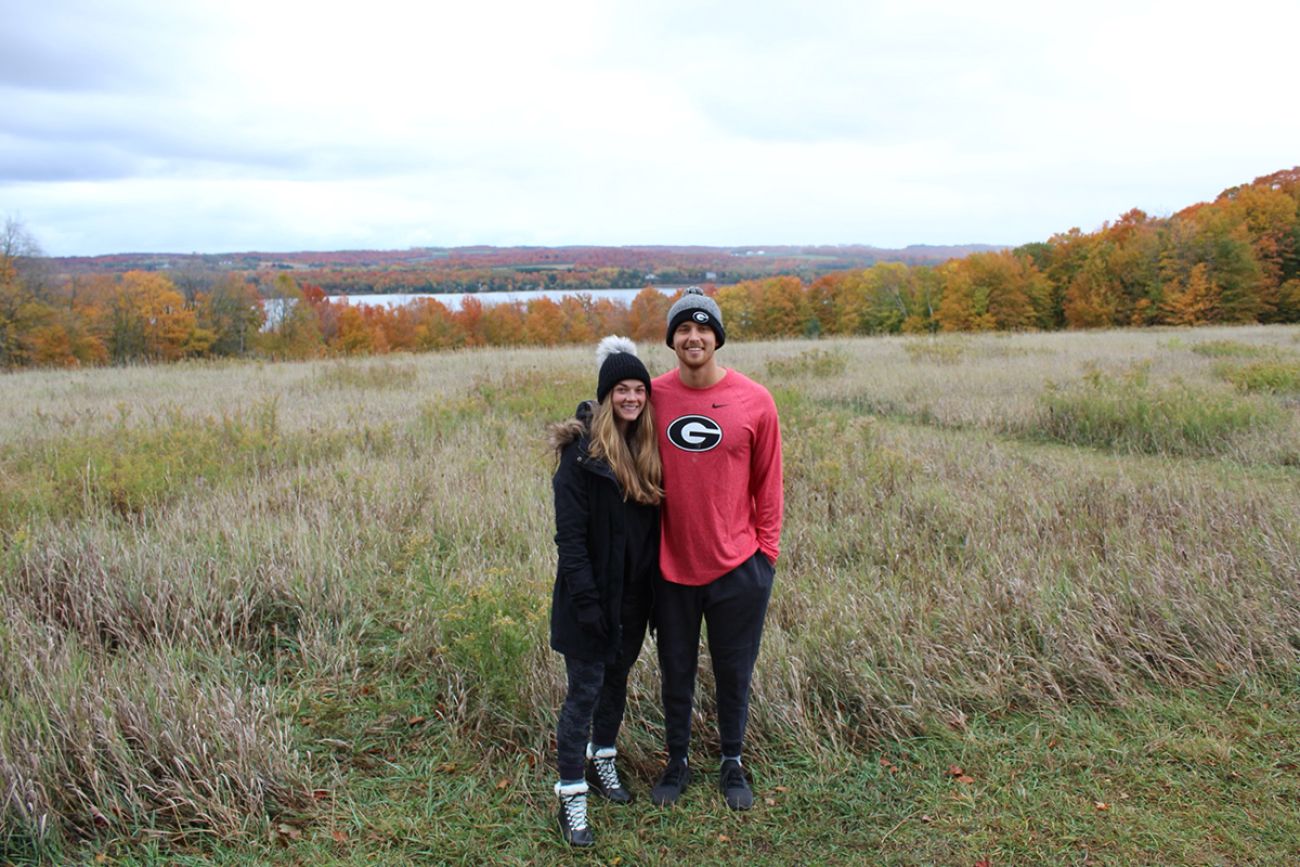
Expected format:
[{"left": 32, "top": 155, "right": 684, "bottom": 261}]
[{"left": 555, "top": 589, "right": 650, "bottom": 780}]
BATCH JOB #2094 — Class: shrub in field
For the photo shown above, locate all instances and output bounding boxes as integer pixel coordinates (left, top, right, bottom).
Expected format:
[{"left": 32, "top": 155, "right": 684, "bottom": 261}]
[
  {"left": 1035, "top": 365, "right": 1281, "bottom": 456},
  {"left": 311, "top": 359, "right": 420, "bottom": 391},
  {"left": 902, "top": 338, "right": 966, "bottom": 364},
  {"left": 1216, "top": 359, "right": 1300, "bottom": 394},
  {"left": 1188, "top": 339, "right": 1272, "bottom": 358},
  {"left": 432, "top": 583, "right": 537, "bottom": 717}
]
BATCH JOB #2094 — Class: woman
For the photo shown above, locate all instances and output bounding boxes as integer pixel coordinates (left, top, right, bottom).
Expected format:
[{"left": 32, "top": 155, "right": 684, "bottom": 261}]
[{"left": 548, "top": 335, "right": 662, "bottom": 847}]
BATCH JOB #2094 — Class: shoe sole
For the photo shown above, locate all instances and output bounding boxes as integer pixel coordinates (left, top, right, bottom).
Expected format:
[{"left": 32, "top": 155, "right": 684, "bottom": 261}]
[
  {"left": 588, "top": 787, "right": 633, "bottom": 804},
  {"left": 586, "top": 773, "right": 633, "bottom": 804},
  {"left": 557, "top": 817, "right": 594, "bottom": 847},
  {"left": 724, "top": 793, "right": 753, "bottom": 810}
]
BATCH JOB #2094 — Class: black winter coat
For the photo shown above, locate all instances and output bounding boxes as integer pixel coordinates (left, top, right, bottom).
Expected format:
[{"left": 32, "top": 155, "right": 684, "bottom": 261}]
[{"left": 550, "top": 405, "right": 659, "bottom": 663}]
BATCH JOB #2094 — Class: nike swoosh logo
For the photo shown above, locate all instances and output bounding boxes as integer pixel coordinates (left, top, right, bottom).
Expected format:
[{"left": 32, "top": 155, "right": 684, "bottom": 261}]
[{"left": 712, "top": 403, "right": 728, "bottom": 408}]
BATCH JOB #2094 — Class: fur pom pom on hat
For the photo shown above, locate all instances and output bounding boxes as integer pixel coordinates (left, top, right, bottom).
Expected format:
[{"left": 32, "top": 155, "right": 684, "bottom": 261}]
[
  {"left": 596, "top": 335, "right": 651, "bottom": 403},
  {"left": 665, "top": 286, "right": 725, "bottom": 348}
]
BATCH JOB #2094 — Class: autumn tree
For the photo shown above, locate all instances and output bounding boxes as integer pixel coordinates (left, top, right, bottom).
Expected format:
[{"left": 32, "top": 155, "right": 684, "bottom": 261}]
[
  {"left": 1212, "top": 176, "right": 1300, "bottom": 319},
  {"left": 196, "top": 273, "right": 264, "bottom": 356},
  {"left": 627, "top": 287, "right": 672, "bottom": 343},
  {"left": 334, "top": 304, "right": 379, "bottom": 355},
  {"left": 556, "top": 295, "right": 597, "bottom": 345},
  {"left": 524, "top": 296, "right": 566, "bottom": 346},
  {"left": 589, "top": 296, "right": 629, "bottom": 337},
  {"left": 750, "top": 276, "right": 811, "bottom": 337},
  {"left": 256, "top": 274, "right": 323, "bottom": 360},
  {"left": 863, "top": 263, "right": 941, "bottom": 334},
  {"left": 456, "top": 296, "right": 486, "bottom": 347},
  {"left": 105, "top": 271, "right": 198, "bottom": 362},
  {"left": 806, "top": 272, "right": 861, "bottom": 335},
  {"left": 936, "top": 252, "right": 1049, "bottom": 332},
  {"left": 1160, "top": 263, "right": 1220, "bottom": 325},
  {"left": 1158, "top": 211, "right": 1262, "bottom": 324},
  {"left": 935, "top": 261, "right": 988, "bottom": 332},
  {"left": 407, "top": 297, "right": 465, "bottom": 350},
  {"left": 481, "top": 301, "right": 527, "bottom": 346},
  {"left": 0, "top": 217, "right": 50, "bottom": 366},
  {"left": 715, "top": 282, "right": 757, "bottom": 340},
  {"left": 1276, "top": 278, "right": 1300, "bottom": 323}
]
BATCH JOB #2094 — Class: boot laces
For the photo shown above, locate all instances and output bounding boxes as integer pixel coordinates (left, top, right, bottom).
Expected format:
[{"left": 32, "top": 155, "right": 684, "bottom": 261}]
[
  {"left": 593, "top": 753, "right": 622, "bottom": 792},
  {"left": 559, "top": 790, "right": 588, "bottom": 830}
]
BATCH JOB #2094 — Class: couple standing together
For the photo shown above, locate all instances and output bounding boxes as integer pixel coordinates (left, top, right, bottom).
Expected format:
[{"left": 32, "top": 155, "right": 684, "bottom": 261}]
[{"left": 548, "top": 287, "right": 783, "bottom": 847}]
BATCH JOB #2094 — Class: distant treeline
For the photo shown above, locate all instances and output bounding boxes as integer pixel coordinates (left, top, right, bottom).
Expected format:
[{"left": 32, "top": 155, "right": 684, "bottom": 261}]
[{"left": 2, "top": 168, "right": 1298, "bottom": 368}]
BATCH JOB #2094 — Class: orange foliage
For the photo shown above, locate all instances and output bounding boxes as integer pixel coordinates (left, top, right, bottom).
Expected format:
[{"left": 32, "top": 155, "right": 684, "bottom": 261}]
[
  {"left": 628, "top": 287, "right": 673, "bottom": 343},
  {"left": 5, "top": 166, "right": 1300, "bottom": 369}
]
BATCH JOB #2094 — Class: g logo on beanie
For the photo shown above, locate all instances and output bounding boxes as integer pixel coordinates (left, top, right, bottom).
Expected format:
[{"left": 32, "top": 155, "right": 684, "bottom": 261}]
[{"left": 665, "top": 287, "right": 726, "bottom": 348}]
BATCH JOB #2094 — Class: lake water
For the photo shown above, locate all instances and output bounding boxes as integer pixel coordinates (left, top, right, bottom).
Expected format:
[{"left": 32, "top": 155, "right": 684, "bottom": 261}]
[
  {"left": 335, "top": 286, "right": 684, "bottom": 310},
  {"left": 263, "top": 285, "right": 692, "bottom": 327}
]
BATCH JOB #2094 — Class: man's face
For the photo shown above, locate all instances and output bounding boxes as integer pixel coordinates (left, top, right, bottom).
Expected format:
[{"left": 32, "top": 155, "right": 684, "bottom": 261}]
[{"left": 672, "top": 320, "right": 717, "bottom": 370}]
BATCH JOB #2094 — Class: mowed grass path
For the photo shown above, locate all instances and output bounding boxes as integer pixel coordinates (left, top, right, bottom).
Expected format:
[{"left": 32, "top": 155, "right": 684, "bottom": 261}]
[{"left": 2, "top": 326, "right": 1298, "bottom": 864}]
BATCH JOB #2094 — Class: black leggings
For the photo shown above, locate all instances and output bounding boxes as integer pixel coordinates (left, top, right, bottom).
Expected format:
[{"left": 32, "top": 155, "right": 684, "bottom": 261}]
[
  {"left": 555, "top": 586, "right": 651, "bottom": 780},
  {"left": 655, "top": 550, "right": 774, "bottom": 761}
]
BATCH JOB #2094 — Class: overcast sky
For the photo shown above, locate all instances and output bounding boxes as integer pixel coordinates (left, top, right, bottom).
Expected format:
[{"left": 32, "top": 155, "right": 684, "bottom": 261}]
[{"left": 2, "top": 0, "right": 1297, "bottom": 256}]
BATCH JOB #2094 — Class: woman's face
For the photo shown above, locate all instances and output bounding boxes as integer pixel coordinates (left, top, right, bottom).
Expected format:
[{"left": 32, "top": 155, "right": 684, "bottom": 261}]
[{"left": 610, "top": 380, "right": 647, "bottom": 426}]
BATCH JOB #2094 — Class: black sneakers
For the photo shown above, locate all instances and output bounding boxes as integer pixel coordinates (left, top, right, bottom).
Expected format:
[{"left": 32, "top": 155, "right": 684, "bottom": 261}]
[
  {"left": 554, "top": 780, "right": 594, "bottom": 847},
  {"left": 650, "top": 758, "right": 692, "bottom": 806},
  {"left": 719, "top": 759, "right": 753, "bottom": 810},
  {"left": 585, "top": 745, "right": 633, "bottom": 804}
]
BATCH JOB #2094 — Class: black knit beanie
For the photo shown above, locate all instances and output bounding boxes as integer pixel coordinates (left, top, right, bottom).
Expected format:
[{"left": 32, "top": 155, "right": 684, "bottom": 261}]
[
  {"left": 595, "top": 335, "right": 651, "bottom": 403},
  {"left": 665, "top": 286, "right": 725, "bottom": 348}
]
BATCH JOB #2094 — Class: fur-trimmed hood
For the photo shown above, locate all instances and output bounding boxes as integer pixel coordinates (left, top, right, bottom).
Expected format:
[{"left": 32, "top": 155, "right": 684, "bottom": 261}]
[{"left": 548, "top": 400, "right": 595, "bottom": 455}]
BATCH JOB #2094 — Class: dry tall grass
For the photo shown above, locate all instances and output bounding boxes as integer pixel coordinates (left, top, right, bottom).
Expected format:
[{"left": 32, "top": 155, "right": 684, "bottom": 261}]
[{"left": 2, "top": 327, "right": 1298, "bottom": 856}]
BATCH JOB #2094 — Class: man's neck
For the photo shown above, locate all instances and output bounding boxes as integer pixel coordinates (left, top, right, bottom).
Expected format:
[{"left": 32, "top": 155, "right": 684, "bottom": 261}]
[{"left": 677, "top": 361, "right": 726, "bottom": 389}]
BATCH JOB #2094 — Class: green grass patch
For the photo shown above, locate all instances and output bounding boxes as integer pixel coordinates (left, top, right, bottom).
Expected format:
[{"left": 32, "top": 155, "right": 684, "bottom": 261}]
[
  {"left": 1036, "top": 365, "right": 1282, "bottom": 456},
  {"left": 0, "top": 400, "right": 352, "bottom": 526},
  {"left": 1217, "top": 359, "right": 1300, "bottom": 394},
  {"left": 472, "top": 368, "right": 590, "bottom": 420},
  {"left": 1188, "top": 339, "right": 1273, "bottom": 358},
  {"left": 427, "top": 581, "right": 540, "bottom": 724},
  {"left": 902, "top": 339, "right": 966, "bottom": 365},
  {"left": 311, "top": 360, "right": 420, "bottom": 391},
  {"left": 766, "top": 347, "right": 849, "bottom": 379},
  {"left": 75, "top": 683, "right": 1298, "bottom": 865}
]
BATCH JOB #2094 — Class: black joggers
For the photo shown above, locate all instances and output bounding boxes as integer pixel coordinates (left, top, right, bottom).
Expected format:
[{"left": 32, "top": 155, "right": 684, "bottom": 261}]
[{"left": 655, "top": 549, "right": 775, "bottom": 761}]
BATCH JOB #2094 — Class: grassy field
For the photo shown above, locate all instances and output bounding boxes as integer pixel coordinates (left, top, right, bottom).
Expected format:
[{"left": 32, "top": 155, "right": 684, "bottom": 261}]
[{"left": 2, "top": 325, "right": 1299, "bottom": 865}]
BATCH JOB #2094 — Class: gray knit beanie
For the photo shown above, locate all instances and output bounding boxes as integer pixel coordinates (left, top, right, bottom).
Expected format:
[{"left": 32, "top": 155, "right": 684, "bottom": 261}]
[{"left": 664, "top": 286, "right": 725, "bottom": 348}]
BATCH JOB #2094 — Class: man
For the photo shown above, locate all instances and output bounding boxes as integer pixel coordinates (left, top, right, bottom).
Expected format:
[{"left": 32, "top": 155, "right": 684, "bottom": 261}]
[{"left": 648, "top": 286, "right": 783, "bottom": 810}]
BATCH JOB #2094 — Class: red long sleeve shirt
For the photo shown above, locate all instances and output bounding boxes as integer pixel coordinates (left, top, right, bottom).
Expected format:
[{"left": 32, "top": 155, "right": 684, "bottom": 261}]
[{"left": 651, "top": 367, "right": 783, "bottom": 586}]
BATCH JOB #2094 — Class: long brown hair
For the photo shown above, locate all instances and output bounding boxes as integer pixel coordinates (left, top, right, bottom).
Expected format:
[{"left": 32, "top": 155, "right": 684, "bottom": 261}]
[{"left": 587, "top": 393, "right": 663, "bottom": 506}]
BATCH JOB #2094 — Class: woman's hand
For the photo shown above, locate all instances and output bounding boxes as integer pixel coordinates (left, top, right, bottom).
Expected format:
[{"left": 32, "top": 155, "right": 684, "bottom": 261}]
[{"left": 575, "top": 601, "right": 608, "bottom": 642}]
